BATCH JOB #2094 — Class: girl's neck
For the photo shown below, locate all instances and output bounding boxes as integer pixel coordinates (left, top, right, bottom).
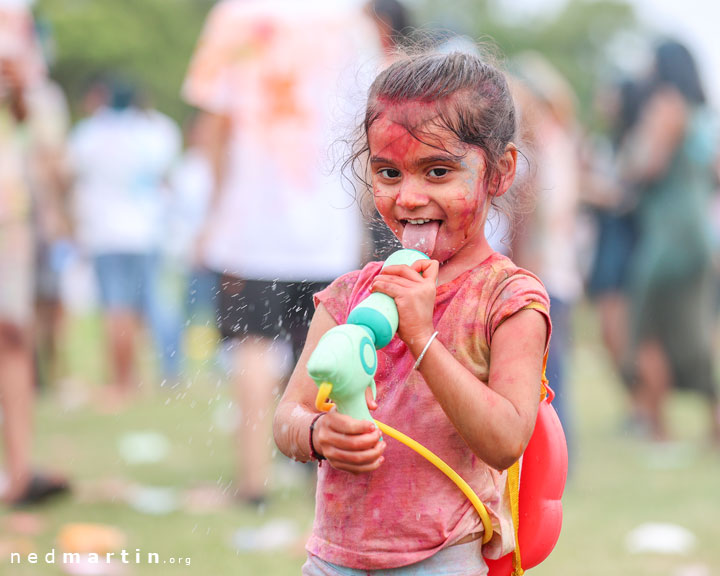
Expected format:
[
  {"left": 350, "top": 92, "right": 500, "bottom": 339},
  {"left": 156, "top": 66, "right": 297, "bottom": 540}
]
[{"left": 437, "top": 237, "right": 495, "bottom": 285}]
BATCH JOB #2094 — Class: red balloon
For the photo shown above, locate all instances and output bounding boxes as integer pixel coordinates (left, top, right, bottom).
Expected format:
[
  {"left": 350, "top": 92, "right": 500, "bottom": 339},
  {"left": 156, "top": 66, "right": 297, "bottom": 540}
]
[{"left": 485, "top": 396, "right": 568, "bottom": 575}]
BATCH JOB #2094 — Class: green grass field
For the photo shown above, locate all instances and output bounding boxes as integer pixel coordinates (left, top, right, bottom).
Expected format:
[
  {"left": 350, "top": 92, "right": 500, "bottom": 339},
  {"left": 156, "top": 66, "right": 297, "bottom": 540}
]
[{"left": 2, "top": 302, "right": 719, "bottom": 575}]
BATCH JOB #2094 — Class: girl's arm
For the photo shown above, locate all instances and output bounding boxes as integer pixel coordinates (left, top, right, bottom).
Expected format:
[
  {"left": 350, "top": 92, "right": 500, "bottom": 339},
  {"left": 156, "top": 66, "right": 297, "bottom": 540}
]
[
  {"left": 273, "top": 304, "right": 386, "bottom": 474},
  {"left": 372, "top": 262, "right": 547, "bottom": 471}
]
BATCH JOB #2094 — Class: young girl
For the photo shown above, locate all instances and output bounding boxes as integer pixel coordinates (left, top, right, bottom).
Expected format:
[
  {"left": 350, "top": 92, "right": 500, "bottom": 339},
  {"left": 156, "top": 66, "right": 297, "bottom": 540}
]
[{"left": 273, "top": 49, "right": 551, "bottom": 576}]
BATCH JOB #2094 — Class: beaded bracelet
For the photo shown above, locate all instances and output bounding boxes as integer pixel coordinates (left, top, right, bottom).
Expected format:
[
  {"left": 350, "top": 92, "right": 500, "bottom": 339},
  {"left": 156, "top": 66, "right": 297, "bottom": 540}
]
[{"left": 309, "top": 412, "right": 327, "bottom": 465}]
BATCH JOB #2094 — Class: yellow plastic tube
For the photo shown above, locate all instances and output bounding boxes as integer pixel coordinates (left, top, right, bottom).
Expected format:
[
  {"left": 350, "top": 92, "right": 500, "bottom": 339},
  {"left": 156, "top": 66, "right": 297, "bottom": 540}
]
[
  {"left": 373, "top": 419, "right": 494, "bottom": 544},
  {"left": 314, "top": 384, "right": 494, "bottom": 544}
]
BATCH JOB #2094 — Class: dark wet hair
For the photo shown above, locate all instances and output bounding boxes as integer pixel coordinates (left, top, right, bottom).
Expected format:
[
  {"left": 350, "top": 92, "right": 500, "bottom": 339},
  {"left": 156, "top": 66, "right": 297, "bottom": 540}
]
[
  {"left": 653, "top": 39, "right": 706, "bottom": 105},
  {"left": 347, "top": 49, "right": 520, "bottom": 219}
]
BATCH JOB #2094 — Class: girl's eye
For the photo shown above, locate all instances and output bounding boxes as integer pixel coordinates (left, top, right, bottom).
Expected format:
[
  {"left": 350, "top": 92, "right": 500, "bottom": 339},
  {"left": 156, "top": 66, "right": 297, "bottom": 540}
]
[
  {"left": 378, "top": 168, "right": 401, "bottom": 179},
  {"left": 428, "top": 167, "right": 450, "bottom": 178}
]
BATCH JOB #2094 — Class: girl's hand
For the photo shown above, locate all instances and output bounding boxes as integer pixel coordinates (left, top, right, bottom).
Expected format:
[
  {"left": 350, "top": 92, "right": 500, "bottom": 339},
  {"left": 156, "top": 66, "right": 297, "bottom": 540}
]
[
  {"left": 312, "top": 409, "right": 386, "bottom": 474},
  {"left": 370, "top": 259, "right": 439, "bottom": 347}
]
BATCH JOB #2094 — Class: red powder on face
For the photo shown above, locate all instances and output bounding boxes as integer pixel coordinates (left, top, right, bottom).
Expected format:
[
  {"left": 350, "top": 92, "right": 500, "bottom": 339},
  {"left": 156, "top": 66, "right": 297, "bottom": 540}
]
[
  {"left": 369, "top": 100, "right": 476, "bottom": 167},
  {"left": 368, "top": 106, "right": 493, "bottom": 269},
  {"left": 373, "top": 99, "right": 450, "bottom": 144},
  {"left": 371, "top": 117, "right": 417, "bottom": 160}
]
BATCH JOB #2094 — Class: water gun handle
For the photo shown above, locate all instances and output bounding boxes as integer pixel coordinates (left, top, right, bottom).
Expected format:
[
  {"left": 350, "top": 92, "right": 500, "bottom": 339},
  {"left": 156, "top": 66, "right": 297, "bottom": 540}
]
[{"left": 333, "top": 395, "right": 375, "bottom": 425}]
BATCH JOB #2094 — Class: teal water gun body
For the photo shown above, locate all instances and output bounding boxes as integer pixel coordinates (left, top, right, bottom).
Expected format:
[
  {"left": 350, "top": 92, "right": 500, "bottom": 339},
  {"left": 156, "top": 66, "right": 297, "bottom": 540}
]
[{"left": 306, "top": 249, "right": 429, "bottom": 423}]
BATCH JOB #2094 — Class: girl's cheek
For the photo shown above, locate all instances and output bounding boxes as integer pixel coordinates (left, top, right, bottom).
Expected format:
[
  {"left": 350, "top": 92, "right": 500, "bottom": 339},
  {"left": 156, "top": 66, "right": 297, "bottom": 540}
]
[
  {"left": 373, "top": 184, "right": 393, "bottom": 205},
  {"left": 373, "top": 190, "right": 390, "bottom": 213}
]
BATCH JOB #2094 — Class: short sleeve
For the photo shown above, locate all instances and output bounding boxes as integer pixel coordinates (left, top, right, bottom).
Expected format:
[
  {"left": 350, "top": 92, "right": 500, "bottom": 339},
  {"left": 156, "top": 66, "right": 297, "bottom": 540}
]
[
  {"left": 486, "top": 270, "right": 552, "bottom": 353},
  {"left": 314, "top": 262, "right": 383, "bottom": 326}
]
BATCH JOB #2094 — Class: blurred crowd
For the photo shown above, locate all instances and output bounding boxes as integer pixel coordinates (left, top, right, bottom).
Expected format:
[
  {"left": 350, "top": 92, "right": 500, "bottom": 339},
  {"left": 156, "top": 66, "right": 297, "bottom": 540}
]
[{"left": 1, "top": 0, "right": 719, "bottom": 512}]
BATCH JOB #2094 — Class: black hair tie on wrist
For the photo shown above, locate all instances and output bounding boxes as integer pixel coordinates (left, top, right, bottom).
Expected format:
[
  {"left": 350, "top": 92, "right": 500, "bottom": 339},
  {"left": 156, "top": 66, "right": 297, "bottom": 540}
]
[{"left": 309, "top": 412, "right": 327, "bottom": 465}]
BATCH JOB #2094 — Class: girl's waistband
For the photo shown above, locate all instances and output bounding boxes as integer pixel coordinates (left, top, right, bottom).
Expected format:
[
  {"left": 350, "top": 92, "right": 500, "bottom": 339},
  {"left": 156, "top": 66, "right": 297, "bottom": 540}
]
[{"left": 302, "top": 540, "right": 488, "bottom": 576}]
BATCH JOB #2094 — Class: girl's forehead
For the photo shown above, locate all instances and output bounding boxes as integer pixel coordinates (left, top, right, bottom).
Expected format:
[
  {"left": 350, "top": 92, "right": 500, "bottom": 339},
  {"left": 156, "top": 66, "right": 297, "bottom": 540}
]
[
  {"left": 368, "top": 109, "right": 465, "bottom": 155},
  {"left": 374, "top": 99, "right": 442, "bottom": 126}
]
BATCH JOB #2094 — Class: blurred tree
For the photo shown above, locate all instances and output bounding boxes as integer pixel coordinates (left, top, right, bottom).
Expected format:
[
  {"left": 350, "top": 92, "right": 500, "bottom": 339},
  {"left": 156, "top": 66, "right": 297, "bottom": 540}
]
[
  {"left": 412, "top": 0, "right": 639, "bottom": 124},
  {"left": 35, "top": 0, "right": 215, "bottom": 122},
  {"left": 35, "top": 0, "right": 640, "bottom": 126}
]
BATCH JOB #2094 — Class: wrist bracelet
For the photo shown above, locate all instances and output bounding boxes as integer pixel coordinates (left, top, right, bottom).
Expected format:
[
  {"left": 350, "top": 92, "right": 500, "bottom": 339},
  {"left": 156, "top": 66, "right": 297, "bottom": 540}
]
[
  {"left": 414, "top": 331, "right": 439, "bottom": 370},
  {"left": 309, "top": 412, "right": 327, "bottom": 465}
]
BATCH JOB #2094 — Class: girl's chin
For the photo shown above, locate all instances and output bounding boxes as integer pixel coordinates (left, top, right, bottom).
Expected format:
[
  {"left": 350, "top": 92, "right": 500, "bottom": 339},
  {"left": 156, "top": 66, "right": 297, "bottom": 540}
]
[
  {"left": 433, "top": 242, "right": 481, "bottom": 265},
  {"left": 428, "top": 246, "right": 454, "bottom": 264}
]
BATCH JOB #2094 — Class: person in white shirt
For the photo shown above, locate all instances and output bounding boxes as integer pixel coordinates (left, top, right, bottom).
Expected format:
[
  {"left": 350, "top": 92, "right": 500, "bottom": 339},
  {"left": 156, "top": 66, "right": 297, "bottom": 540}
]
[
  {"left": 69, "top": 78, "right": 181, "bottom": 406},
  {"left": 182, "top": 0, "right": 382, "bottom": 504}
]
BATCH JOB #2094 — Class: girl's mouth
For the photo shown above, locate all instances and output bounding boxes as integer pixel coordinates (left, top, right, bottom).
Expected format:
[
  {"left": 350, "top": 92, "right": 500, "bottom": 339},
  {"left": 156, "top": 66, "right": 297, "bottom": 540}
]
[{"left": 400, "top": 219, "right": 441, "bottom": 256}]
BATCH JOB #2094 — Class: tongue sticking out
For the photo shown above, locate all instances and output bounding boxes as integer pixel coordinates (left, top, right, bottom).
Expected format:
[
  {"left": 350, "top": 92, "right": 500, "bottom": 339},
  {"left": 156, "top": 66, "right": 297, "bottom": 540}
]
[{"left": 401, "top": 221, "right": 440, "bottom": 256}]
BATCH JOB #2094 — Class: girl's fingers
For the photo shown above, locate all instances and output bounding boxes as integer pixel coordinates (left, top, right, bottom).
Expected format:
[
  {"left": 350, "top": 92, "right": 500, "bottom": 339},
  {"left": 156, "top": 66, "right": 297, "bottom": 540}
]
[
  {"left": 316, "top": 417, "right": 386, "bottom": 474},
  {"left": 324, "top": 442, "right": 387, "bottom": 474},
  {"left": 371, "top": 261, "right": 438, "bottom": 296},
  {"left": 325, "top": 412, "right": 377, "bottom": 435},
  {"left": 365, "top": 386, "right": 378, "bottom": 411},
  {"left": 380, "top": 264, "right": 422, "bottom": 281},
  {"left": 412, "top": 258, "right": 439, "bottom": 282},
  {"left": 371, "top": 275, "right": 433, "bottom": 301},
  {"left": 370, "top": 279, "right": 407, "bottom": 299},
  {"left": 371, "top": 274, "right": 424, "bottom": 294},
  {"left": 321, "top": 425, "right": 382, "bottom": 452},
  {"left": 381, "top": 260, "right": 439, "bottom": 282}
]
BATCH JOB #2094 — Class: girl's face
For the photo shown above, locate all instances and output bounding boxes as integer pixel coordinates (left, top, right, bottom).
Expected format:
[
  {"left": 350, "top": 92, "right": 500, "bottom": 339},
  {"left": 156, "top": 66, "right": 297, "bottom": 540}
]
[{"left": 368, "top": 106, "right": 497, "bottom": 265}]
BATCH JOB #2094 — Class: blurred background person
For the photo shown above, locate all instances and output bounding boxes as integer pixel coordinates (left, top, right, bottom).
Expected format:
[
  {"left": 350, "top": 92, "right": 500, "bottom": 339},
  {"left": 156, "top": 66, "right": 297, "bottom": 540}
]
[
  {"left": 164, "top": 110, "right": 218, "bottom": 373},
  {"left": 619, "top": 39, "right": 720, "bottom": 443},
  {"left": 0, "top": 1, "right": 68, "bottom": 506},
  {"left": 27, "top": 21, "right": 74, "bottom": 392},
  {"left": 509, "top": 52, "right": 584, "bottom": 460},
  {"left": 68, "top": 77, "right": 181, "bottom": 409},
  {"left": 582, "top": 77, "right": 646, "bottom": 431},
  {"left": 182, "top": 0, "right": 382, "bottom": 506}
]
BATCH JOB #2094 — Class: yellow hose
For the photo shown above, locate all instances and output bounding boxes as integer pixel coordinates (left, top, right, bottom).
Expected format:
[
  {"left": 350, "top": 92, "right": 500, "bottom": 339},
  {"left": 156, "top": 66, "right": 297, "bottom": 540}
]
[
  {"left": 314, "top": 383, "right": 494, "bottom": 544},
  {"left": 373, "top": 419, "right": 493, "bottom": 544}
]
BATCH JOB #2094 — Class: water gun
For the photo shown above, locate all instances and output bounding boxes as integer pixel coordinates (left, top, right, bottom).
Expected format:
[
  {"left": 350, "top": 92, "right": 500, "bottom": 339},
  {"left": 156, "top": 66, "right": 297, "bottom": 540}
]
[
  {"left": 307, "top": 248, "right": 567, "bottom": 575},
  {"left": 307, "top": 248, "right": 423, "bottom": 424}
]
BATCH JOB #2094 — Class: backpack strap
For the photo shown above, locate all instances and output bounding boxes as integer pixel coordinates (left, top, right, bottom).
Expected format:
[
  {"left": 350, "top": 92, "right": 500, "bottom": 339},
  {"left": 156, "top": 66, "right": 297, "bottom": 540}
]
[
  {"left": 507, "top": 459, "right": 523, "bottom": 576},
  {"left": 508, "top": 348, "right": 549, "bottom": 576}
]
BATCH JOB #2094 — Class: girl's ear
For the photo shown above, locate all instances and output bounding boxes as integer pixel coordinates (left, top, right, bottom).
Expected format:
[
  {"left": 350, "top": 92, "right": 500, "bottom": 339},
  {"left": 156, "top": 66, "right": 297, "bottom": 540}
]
[{"left": 492, "top": 143, "right": 518, "bottom": 198}]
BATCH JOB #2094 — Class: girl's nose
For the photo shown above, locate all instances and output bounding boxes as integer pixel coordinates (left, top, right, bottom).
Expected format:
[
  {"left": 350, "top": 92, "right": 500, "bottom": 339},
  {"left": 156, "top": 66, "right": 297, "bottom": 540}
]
[{"left": 396, "top": 181, "right": 429, "bottom": 209}]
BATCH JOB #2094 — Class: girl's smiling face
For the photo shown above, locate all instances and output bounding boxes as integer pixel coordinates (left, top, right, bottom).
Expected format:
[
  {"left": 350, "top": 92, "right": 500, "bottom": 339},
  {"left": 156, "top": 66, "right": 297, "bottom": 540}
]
[{"left": 368, "top": 105, "right": 500, "bottom": 267}]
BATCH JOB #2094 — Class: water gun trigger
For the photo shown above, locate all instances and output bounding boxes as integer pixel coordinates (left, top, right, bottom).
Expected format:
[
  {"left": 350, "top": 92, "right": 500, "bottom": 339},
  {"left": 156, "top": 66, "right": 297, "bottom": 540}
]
[{"left": 315, "top": 382, "right": 334, "bottom": 412}]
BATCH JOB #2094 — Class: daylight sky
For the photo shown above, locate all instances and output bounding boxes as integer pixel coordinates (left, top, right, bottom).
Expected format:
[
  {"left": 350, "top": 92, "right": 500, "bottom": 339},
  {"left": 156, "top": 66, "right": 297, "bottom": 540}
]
[
  {"left": 496, "top": 0, "right": 720, "bottom": 106},
  {"left": 629, "top": 0, "right": 720, "bottom": 105}
]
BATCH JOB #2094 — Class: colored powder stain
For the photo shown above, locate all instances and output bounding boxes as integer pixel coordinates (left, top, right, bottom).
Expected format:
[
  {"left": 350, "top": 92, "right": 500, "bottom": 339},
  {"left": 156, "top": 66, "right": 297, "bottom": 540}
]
[
  {"left": 372, "top": 102, "right": 460, "bottom": 157},
  {"left": 371, "top": 119, "right": 418, "bottom": 161}
]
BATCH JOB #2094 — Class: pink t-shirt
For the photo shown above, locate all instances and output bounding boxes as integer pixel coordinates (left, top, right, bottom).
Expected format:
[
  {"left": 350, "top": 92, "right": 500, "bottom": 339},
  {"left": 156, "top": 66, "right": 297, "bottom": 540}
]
[{"left": 309, "top": 252, "right": 551, "bottom": 570}]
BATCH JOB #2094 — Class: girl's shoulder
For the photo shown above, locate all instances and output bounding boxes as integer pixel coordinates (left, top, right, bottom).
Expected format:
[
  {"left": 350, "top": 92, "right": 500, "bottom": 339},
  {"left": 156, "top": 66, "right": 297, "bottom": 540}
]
[
  {"left": 470, "top": 254, "right": 551, "bottom": 346},
  {"left": 459, "top": 253, "right": 550, "bottom": 317},
  {"left": 435, "top": 253, "right": 550, "bottom": 351},
  {"left": 439, "top": 252, "right": 549, "bottom": 312},
  {"left": 457, "top": 252, "right": 547, "bottom": 295}
]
